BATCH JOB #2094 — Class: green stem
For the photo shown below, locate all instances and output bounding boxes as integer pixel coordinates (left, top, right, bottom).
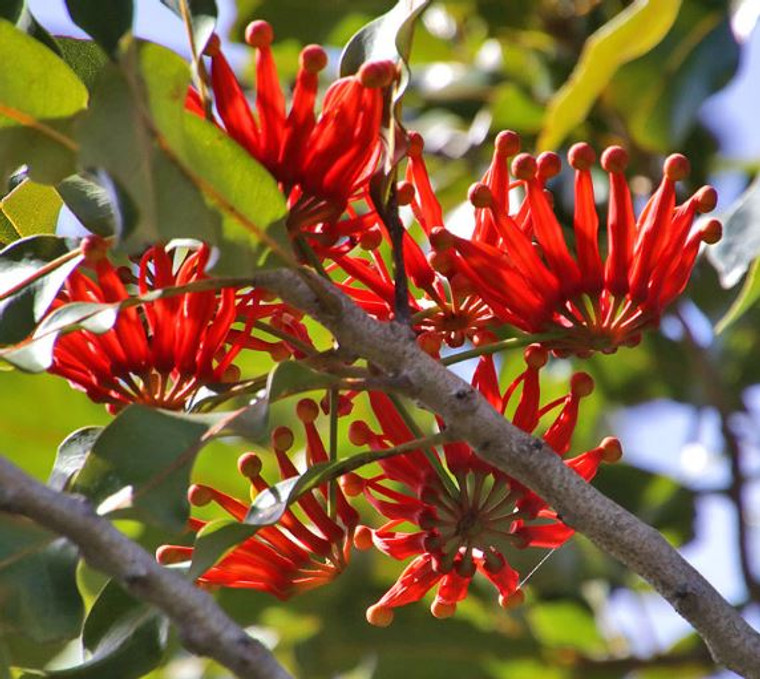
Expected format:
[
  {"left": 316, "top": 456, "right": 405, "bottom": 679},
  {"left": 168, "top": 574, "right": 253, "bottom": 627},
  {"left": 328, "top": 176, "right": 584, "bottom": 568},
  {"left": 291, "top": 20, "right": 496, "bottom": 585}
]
[
  {"left": 327, "top": 387, "right": 339, "bottom": 520},
  {"left": 387, "top": 393, "right": 459, "bottom": 497},
  {"left": 440, "top": 332, "right": 562, "bottom": 366}
]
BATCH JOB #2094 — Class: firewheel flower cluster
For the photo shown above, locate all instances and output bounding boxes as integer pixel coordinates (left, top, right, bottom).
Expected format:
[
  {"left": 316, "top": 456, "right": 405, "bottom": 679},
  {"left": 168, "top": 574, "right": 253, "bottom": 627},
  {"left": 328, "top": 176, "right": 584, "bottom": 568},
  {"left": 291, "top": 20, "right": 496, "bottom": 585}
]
[{"left": 34, "top": 18, "right": 722, "bottom": 625}]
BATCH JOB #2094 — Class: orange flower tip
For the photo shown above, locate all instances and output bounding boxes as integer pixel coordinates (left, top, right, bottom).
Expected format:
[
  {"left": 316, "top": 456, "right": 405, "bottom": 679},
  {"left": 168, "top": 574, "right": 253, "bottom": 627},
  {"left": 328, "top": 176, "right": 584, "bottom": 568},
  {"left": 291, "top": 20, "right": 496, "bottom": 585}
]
[
  {"left": 220, "top": 364, "right": 241, "bottom": 383},
  {"left": 429, "top": 226, "right": 455, "bottom": 252},
  {"left": 367, "top": 604, "right": 394, "bottom": 627},
  {"left": 431, "top": 600, "right": 457, "bottom": 619},
  {"left": 156, "top": 546, "right": 187, "bottom": 565},
  {"left": 358, "top": 60, "right": 396, "bottom": 89},
  {"left": 570, "top": 372, "right": 594, "bottom": 397},
  {"left": 511, "top": 153, "right": 537, "bottom": 181},
  {"left": 700, "top": 218, "right": 722, "bottom": 244},
  {"left": 269, "top": 343, "right": 292, "bottom": 362},
  {"left": 348, "top": 420, "right": 373, "bottom": 446},
  {"left": 237, "top": 452, "right": 262, "bottom": 480},
  {"left": 300, "top": 44, "right": 328, "bottom": 73},
  {"left": 537, "top": 151, "right": 561, "bottom": 179},
  {"left": 353, "top": 524, "right": 374, "bottom": 549},
  {"left": 296, "top": 398, "right": 320, "bottom": 423},
  {"left": 524, "top": 344, "right": 549, "bottom": 369},
  {"left": 359, "top": 227, "right": 383, "bottom": 251},
  {"left": 203, "top": 33, "right": 221, "bottom": 56},
  {"left": 568, "top": 142, "right": 595, "bottom": 171},
  {"left": 271, "top": 425, "right": 295, "bottom": 452},
  {"left": 695, "top": 186, "right": 718, "bottom": 213},
  {"left": 600, "top": 145, "right": 628, "bottom": 174},
  {"left": 600, "top": 437, "right": 623, "bottom": 463},
  {"left": 428, "top": 250, "right": 456, "bottom": 278},
  {"left": 407, "top": 131, "right": 425, "bottom": 157},
  {"left": 664, "top": 153, "right": 690, "bottom": 182},
  {"left": 495, "top": 129, "right": 521, "bottom": 157},
  {"left": 81, "top": 235, "right": 109, "bottom": 263},
  {"left": 340, "top": 472, "right": 365, "bottom": 498},
  {"left": 417, "top": 331, "right": 443, "bottom": 356},
  {"left": 396, "top": 180, "right": 416, "bottom": 206},
  {"left": 450, "top": 272, "right": 477, "bottom": 297},
  {"left": 472, "top": 329, "right": 496, "bottom": 347},
  {"left": 245, "top": 20, "right": 274, "bottom": 48},
  {"left": 468, "top": 182, "right": 493, "bottom": 208},
  {"left": 499, "top": 588, "right": 525, "bottom": 609},
  {"left": 188, "top": 484, "right": 214, "bottom": 507}
]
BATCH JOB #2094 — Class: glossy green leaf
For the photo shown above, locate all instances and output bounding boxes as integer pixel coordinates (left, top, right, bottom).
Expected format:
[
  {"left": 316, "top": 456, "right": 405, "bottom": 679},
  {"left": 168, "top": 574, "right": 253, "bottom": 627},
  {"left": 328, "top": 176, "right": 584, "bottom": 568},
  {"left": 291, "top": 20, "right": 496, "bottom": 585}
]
[
  {"left": 266, "top": 361, "right": 341, "bottom": 402},
  {"left": 0, "top": 179, "right": 62, "bottom": 238},
  {"left": 48, "top": 426, "right": 103, "bottom": 491},
  {"left": 160, "top": 0, "right": 218, "bottom": 52},
  {"left": 25, "top": 579, "right": 168, "bottom": 678},
  {"left": 0, "top": 121, "right": 78, "bottom": 186},
  {"left": 64, "top": 0, "right": 133, "bottom": 56},
  {"left": 0, "top": 235, "right": 83, "bottom": 346},
  {"left": 538, "top": 0, "right": 682, "bottom": 150},
  {"left": 55, "top": 38, "right": 110, "bottom": 92},
  {"left": 56, "top": 174, "right": 116, "bottom": 237},
  {"left": 716, "top": 258, "right": 760, "bottom": 333},
  {"left": 0, "top": 1, "right": 60, "bottom": 54},
  {"left": 527, "top": 601, "right": 604, "bottom": 653},
  {"left": 0, "top": 514, "right": 83, "bottom": 644}
]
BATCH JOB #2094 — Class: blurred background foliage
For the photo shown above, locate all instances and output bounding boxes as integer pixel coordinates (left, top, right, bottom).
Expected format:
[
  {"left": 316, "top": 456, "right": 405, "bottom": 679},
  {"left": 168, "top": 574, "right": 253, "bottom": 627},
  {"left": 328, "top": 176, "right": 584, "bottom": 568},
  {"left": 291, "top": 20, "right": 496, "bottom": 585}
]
[{"left": 1, "top": 0, "right": 760, "bottom": 677}]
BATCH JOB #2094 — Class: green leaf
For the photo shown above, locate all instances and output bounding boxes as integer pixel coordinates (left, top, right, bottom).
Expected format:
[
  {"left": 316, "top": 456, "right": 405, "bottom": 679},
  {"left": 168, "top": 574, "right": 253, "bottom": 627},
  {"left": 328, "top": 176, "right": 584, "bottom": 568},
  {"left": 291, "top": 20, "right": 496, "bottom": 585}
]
[
  {"left": 55, "top": 38, "right": 110, "bottom": 92},
  {"left": 64, "top": 0, "right": 133, "bottom": 56},
  {"left": 0, "top": 121, "right": 78, "bottom": 187},
  {"left": 538, "top": 0, "right": 682, "bottom": 150},
  {"left": 0, "top": 514, "right": 83, "bottom": 644},
  {"left": 527, "top": 601, "right": 604, "bottom": 653},
  {"left": 266, "top": 361, "right": 341, "bottom": 402},
  {"left": 189, "top": 518, "right": 260, "bottom": 580},
  {"left": 716, "top": 258, "right": 760, "bottom": 333},
  {"left": 0, "top": 179, "right": 63, "bottom": 238},
  {"left": 0, "top": 235, "right": 83, "bottom": 346},
  {"left": 49, "top": 426, "right": 103, "bottom": 491},
  {"left": 0, "top": 1, "right": 60, "bottom": 55},
  {"left": 56, "top": 174, "right": 116, "bottom": 237},
  {"left": 340, "top": 0, "right": 430, "bottom": 101},
  {"left": 160, "top": 0, "right": 218, "bottom": 52},
  {"left": 25, "top": 579, "right": 168, "bottom": 679}
]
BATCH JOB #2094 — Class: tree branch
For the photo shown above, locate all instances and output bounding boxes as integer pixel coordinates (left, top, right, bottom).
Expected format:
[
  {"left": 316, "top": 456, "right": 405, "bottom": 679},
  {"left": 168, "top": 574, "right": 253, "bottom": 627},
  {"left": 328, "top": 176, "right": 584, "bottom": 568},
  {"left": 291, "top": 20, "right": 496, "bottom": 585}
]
[
  {"left": 254, "top": 266, "right": 760, "bottom": 679},
  {"left": 0, "top": 457, "right": 292, "bottom": 679}
]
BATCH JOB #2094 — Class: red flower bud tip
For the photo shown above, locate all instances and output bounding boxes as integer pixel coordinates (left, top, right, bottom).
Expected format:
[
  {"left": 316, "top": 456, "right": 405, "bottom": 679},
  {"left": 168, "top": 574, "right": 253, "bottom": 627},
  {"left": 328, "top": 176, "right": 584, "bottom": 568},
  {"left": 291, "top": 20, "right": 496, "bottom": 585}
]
[
  {"left": 695, "top": 186, "right": 718, "bottom": 213},
  {"left": 237, "top": 453, "right": 262, "bottom": 480},
  {"left": 429, "top": 226, "right": 455, "bottom": 251},
  {"left": 495, "top": 129, "right": 521, "bottom": 157},
  {"left": 269, "top": 343, "right": 292, "bottom": 363},
  {"left": 349, "top": 420, "right": 373, "bottom": 446},
  {"left": 296, "top": 398, "right": 319, "bottom": 423},
  {"left": 271, "top": 426, "right": 294, "bottom": 452},
  {"left": 428, "top": 250, "right": 455, "bottom": 277},
  {"left": 81, "top": 235, "right": 109, "bottom": 263},
  {"left": 407, "top": 131, "right": 425, "bottom": 157},
  {"left": 524, "top": 343, "right": 549, "bottom": 370},
  {"left": 203, "top": 33, "right": 221, "bottom": 56},
  {"left": 511, "top": 153, "right": 537, "bottom": 181},
  {"left": 472, "top": 329, "right": 496, "bottom": 346},
  {"left": 664, "top": 153, "right": 690, "bottom": 182},
  {"left": 456, "top": 555, "right": 476, "bottom": 577},
  {"left": 340, "top": 472, "right": 365, "bottom": 497},
  {"left": 245, "top": 20, "right": 274, "bottom": 48},
  {"left": 431, "top": 600, "right": 457, "bottom": 619},
  {"left": 600, "top": 436, "right": 623, "bottom": 463},
  {"left": 359, "top": 227, "right": 383, "bottom": 251},
  {"left": 468, "top": 182, "right": 493, "bottom": 208},
  {"left": 450, "top": 273, "right": 477, "bottom": 297},
  {"left": 623, "top": 333, "right": 642, "bottom": 348},
  {"left": 353, "top": 524, "right": 374, "bottom": 550},
  {"left": 570, "top": 372, "right": 594, "bottom": 397},
  {"left": 417, "top": 331, "right": 443, "bottom": 356},
  {"left": 396, "top": 180, "right": 416, "bottom": 206},
  {"left": 568, "top": 142, "right": 596, "bottom": 171},
  {"left": 367, "top": 604, "right": 394, "bottom": 627},
  {"left": 156, "top": 546, "right": 187, "bottom": 565},
  {"left": 600, "top": 145, "right": 628, "bottom": 173},
  {"left": 499, "top": 588, "right": 525, "bottom": 609},
  {"left": 221, "top": 364, "right": 241, "bottom": 383},
  {"left": 537, "top": 151, "right": 561, "bottom": 179},
  {"left": 188, "top": 484, "right": 214, "bottom": 507},
  {"left": 300, "top": 44, "right": 328, "bottom": 73},
  {"left": 358, "top": 60, "right": 396, "bottom": 88},
  {"left": 700, "top": 218, "right": 722, "bottom": 244}
]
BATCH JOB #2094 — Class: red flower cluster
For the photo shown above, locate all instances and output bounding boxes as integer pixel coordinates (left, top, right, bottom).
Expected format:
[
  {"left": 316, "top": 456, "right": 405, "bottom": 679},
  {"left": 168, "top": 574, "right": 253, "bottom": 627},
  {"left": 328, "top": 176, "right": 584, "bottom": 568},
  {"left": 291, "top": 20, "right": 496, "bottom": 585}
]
[
  {"left": 343, "top": 347, "right": 620, "bottom": 625},
  {"left": 158, "top": 400, "right": 358, "bottom": 598}
]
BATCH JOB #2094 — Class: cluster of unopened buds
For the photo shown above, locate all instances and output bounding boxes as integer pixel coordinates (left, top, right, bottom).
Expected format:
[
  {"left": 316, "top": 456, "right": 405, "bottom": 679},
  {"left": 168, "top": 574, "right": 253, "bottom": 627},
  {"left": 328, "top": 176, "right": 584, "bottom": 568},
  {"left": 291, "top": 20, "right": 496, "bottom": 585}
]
[{"left": 38, "top": 18, "right": 721, "bottom": 624}]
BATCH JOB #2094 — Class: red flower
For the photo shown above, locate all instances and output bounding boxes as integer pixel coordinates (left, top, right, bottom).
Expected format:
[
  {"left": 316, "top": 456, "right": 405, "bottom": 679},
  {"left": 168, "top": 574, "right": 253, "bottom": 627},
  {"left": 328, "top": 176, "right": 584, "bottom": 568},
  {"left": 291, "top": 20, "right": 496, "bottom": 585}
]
[
  {"left": 202, "top": 22, "right": 395, "bottom": 241},
  {"left": 345, "top": 347, "right": 621, "bottom": 624},
  {"left": 157, "top": 400, "right": 358, "bottom": 598},
  {"left": 49, "top": 239, "right": 307, "bottom": 413},
  {"left": 415, "top": 131, "right": 722, "bottom": 355}
]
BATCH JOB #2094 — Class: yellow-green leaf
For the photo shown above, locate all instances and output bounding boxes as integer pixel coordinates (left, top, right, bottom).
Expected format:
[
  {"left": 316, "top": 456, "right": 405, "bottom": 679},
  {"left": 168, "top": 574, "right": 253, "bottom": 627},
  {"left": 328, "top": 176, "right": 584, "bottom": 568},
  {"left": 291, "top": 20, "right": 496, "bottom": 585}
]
[{"left": 0, "top": 180, "right": 62, "bottom": 238}]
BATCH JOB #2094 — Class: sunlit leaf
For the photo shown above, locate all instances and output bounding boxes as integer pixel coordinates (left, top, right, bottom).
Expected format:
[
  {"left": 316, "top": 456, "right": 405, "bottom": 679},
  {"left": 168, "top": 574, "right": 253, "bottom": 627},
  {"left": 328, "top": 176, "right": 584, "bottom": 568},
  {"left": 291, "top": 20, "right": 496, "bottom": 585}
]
[
  {"left": 527, "top": 601, "right": 604, "bottom": 653},
  {"left": 0, "top": 179, "right": 62, "bottom": 239},
  {"left": 48, "top": 426, "right": 103, "bottom": 491},
  {"left": 55, "top": 38, "right": 110, "bottom": 91},
  {"left": 715, "top": 258, "right": 760, "bottom": 333},
  {"left": 538, "top": 0, "right": 682, "bottom": 150}
]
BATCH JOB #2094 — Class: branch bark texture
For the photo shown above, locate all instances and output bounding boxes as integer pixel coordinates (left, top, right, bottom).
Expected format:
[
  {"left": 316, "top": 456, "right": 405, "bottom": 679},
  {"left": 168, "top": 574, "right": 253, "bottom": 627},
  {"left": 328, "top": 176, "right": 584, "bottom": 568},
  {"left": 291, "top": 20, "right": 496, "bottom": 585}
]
[
  {"left": 255, "top": 267, "right": 760, "bottom": 679},
  {"left": 0, "top": 456, "right": 292, "bottom": 679}
]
